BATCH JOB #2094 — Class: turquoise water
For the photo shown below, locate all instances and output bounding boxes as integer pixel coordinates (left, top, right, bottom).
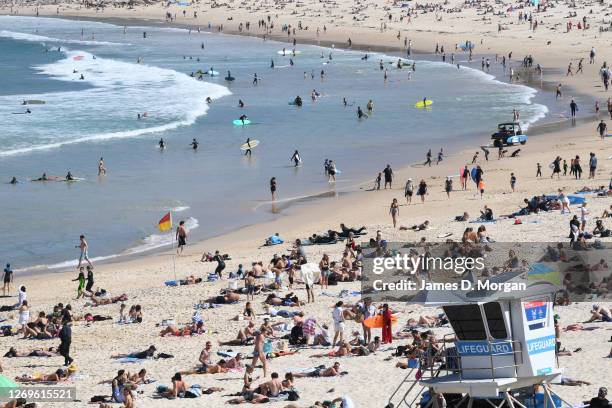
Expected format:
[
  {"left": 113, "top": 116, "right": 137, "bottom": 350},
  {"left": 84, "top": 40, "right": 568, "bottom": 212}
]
[{"left": 0, "top": 16, "right": 549, "bottom": 271}]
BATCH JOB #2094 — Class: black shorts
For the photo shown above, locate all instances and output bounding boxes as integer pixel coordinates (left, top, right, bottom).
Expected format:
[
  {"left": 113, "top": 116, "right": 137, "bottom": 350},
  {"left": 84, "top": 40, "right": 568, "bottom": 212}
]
[{"left": 178, "top": 236, "right": 187, "bottom": 246}]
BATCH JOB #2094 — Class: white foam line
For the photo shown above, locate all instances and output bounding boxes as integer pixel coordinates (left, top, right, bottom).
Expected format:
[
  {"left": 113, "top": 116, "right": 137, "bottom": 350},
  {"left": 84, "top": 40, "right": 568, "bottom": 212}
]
[{"left": 0, "top": 30, "right": 129, "bottom": 46}]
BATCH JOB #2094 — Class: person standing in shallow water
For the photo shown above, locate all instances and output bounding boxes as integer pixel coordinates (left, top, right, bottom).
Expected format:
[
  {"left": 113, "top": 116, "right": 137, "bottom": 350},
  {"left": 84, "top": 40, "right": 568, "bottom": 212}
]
[{"left": 270, "top": 177, "right": 277, "bottom": 200}]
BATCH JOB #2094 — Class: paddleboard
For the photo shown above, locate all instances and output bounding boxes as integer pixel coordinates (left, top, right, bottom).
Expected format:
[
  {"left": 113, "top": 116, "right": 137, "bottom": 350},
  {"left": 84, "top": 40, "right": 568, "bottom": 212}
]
[
  {"left": 30, "top": 176, "right": 63, "bottom": 182},
  {"left": 277, "top": 50, "right": 301, "bottom": 55},
  {"left": 415, "top": 100, "right": 433, "bottom": 108},
  {"left": 363, "top": 314, "right": 398, "bottom": 329},
  {"left": 225, "top": 76, "right": 235, "bottom": 81},
  {"left": 240, "top": 139, "right": 260, "bottom": 150},
  {"left": 233, "top": 119, "right": 251, "bottom": 126},
  {"left": 24, "top": 100, "right": 45, "bottom": 105}
]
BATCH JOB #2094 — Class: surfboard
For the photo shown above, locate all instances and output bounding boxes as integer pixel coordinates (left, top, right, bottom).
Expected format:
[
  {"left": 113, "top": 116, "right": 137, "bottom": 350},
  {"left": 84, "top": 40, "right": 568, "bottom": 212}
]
[
  {"left": 415, "top": 100, "right": 433, "bottom": 108},
  {"left": 363, "top": 314, "right": 398, "bottom": 329},
  {"left": 224, "top": 76, "right": 235, "bottom": 81},
  {"left": 240, "top": 139, "right": 260, "bottom": 150},
  {"left": 277, "top": 50, "right": 301, "bottom": 55},
  {"left": 470, "top": 167, "right": 477, "bottom": 181},
  {"left": 30, "top": 176, "right": 63, "bottom": 182},
  {"left": 233, "top": 119, "right": 251, "bottom": 126},
  {"left": 25, "top": 100, "right": 45, "bottom": 105},
  {"left": 205, "top": 70, "right": 219, "bottom": 76}
]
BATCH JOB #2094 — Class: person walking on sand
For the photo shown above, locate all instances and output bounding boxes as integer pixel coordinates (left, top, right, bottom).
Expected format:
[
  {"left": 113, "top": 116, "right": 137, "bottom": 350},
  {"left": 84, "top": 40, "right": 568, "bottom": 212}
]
[
  {"left": 461, "top": 166, "right": 470, "bottom": 190},
  {"left": 597, "top": 120, "right": 607, "bottom": 139},
  {"left": 251, "top": 330, "right": 267, "bottom": 377},
  {"left": 437, "top": 149, "right": 444, "bottom": 165},
  {"left": 59, "top": 315, "right": 73, "bottom": 366},
  {"left": 589, "top": 153, "right": 598, "bottom": 179},
  {"left": 76, "top": 235, "right": 92, "bottom": 269},
  {"left": 270, "top": 177, "right": 277, "bottom": 200},
  {"left": 551, "top": 156, "right": 562, "bottom": 179},
  {"left": 381, "top": 304, "right": 393, "bottom": 344},
  {"left": 536, "top": 163, "right": 542, "bottom": 178},
  {"left": 328, "top": 161, "right": 337, "bottom": 182},
  {"left": 510, "top": 173, "right": 517, "bottom": 192},
  {"left": 417, "top": 179, "right": 428, "bottom": 203},
  {"left": 424, "top": 149, "right": 432, "bottom": 166},
  {"left": 404, "top": 178, "right": 414, "bottom": 204},
  {"left": 389, "top": 198, "right": 399, "bottom": 228},
  {"left": 574, "top": 155, "right": 583, "bottom": 179},
  {"left": 556, "top": 84, "right": 562, "bottom": 100},
  {"left": 478, "top": 179, "right": 485, "bottom": 198},
  {"left": 445, "top": 177, "right": 452, "bottom": 198},
  {"left": 3, "top": 263, "right": 13, "bottom": 297},
  {"left": 383, "top": 164, "right": 394, "bottom": 188},
  {"left": 175, "top": 220, "right": 187, "bottom": 255}
]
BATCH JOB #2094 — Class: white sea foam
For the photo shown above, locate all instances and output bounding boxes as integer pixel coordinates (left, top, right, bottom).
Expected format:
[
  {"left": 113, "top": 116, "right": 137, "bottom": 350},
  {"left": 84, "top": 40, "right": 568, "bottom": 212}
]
[
  {"left": 17, "top": 217, "right": 199, "bottom": 272},
  {"left": 0, "top": 30, "right": 128, "bottom": 46},
  {"left": 0, "top": 49, "right": 231, "bottom": 156}
]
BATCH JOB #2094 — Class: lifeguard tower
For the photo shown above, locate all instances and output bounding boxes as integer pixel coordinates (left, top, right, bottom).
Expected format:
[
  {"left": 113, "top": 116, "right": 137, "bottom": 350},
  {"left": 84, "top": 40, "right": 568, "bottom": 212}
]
[{"left": 387, "top": 280, "right": 572, "bottom": 408}]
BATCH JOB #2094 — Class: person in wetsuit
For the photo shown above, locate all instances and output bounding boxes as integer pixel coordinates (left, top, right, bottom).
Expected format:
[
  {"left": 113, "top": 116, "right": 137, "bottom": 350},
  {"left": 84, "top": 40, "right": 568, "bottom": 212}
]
[
  {"left": 159, "top": 138, "right": 166, "bottom": 149},
  {"left": 291, "top": 150, "right": 301, "bottom": 167},
  {"left": 244, "top": 138, "right": 253, "bottom": 157},
  {"left": 66, "top": 171, "right": 74, "bottom": 181},
  {"left": 239, "top": 114, "right": 248, "bottom": 124},
  {"left": 357, "top": 106, "right": 365, "bottom": 119},
  {"left": 238, "top": 99, "right": 245, "bottom": 108},
  {"left": 10, "top": 177, "right": 17, "bottom": 185},
  {"left": 191, "top": 139, "right": 199, "bottom": 150},
  {"left": 294, "top": 96, "right": 302, "bottom": 107}
]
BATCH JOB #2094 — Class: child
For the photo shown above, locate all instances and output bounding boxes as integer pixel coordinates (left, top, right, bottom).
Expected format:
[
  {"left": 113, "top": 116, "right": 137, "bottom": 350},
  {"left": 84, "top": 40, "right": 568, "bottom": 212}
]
[
  {"left": 510, "top": 173, "right": 517, "bottom": 192},
  {"left": 72, "top": 267, "right": 86, "bottom": 299},
  {"left": 478, "top": 179, "right": 485, "bottom": 198}
]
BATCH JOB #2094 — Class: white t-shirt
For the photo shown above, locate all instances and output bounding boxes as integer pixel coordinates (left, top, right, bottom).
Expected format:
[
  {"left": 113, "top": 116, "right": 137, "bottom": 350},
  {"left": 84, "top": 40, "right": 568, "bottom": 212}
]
[
  {"left": 18, "top": 289, "right": 26, "bottom": 306},
  {"left": 332, "top": 307, "right": 344, "bottom": 324}
]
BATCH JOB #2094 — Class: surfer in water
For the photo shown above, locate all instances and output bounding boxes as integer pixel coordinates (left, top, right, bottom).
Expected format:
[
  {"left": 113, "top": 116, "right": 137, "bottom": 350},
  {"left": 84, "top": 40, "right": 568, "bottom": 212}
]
[
  {"left": 253, "top": 73, "right": 258, "bottom": 85},
  {"left": 206, "top": 97, "right": 213, "bottom": 104},
  {"left": 367, "top": 100, "right": 374, "bottom": 112},
  {"left": 10, "top": 177, "right": 18, "bottom": 185},
  {"left": 159, "top": 138, "right": 166, "bottom": 149},
  {"left": 238, "top": 100, "right": 245, "bottom": 108},
  {"left": 79, "top": 74, "right": 85, "bottom": 80},
  {"left": 291, "top": 150, "right": 301, "bottom": 167},
  {"left": 190, "top": 139, "right": 199, "bottom": 150},
  {"left": 244, "top": 138, "right": 253, "bottom": 157},
  {"left": 357, "top": 106, "right": 366, "bottom": 119},
  {"left": 270, "top": 59, "right": 275, "bottom": 68},
  {"left": 36, "top": 173, "right": 48, "bottom": 181},
  {"left": 25, "top": 108, "right": 31, "bottom": 114},
  {"left": 293, "top": 96, "right": 303, "bottom": 107},
  {"left": 66, "top": 171, "right": 74, "bottom": 181},
  {"left": 239, "top": 114, "right": 248, "bottom": 125}
]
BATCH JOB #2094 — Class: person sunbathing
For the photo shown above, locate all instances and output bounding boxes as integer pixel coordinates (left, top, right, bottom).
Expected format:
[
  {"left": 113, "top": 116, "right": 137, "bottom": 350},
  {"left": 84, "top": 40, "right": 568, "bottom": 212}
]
[
  {"left": 310, "top": 342, "right": 351, "bottom": 358},
  {"left": 127, "top": 369, "right": 148, "bottom": 385},
  {"left": 91, "top": 293, "right": 128, "bottom": 305},
  {"left": 15, "top": 367, "right": 74, "bottom": 383},
  {"left": 206, "top": 291, "right": 241, "bottom": 305},
  {"left": 219, "top": 321, "right": 257, "bottom": 346},
  {"left": 293, "top": 362, "right": 345, "bottom": 377},
  {"left": 111, "top": 345, "right": 156, "bottom": 359},
  {"left": 159, "top": 321, "right": 204, "bottom": 337},
  {"left": 4, "top": 347, "right": 57, "bottom": 358}
]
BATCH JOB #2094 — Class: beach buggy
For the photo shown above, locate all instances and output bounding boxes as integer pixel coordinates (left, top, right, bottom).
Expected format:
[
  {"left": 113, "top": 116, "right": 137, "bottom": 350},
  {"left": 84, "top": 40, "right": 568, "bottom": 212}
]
[{"left": 491, "top": 122, "right": 528, "bottom": 146}]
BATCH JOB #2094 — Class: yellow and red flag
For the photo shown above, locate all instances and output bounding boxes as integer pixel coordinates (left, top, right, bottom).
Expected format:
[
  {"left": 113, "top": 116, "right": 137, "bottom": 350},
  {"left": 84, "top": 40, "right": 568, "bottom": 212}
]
[{"left": 158, "top": 212, "right": 172, "bottom": 232}]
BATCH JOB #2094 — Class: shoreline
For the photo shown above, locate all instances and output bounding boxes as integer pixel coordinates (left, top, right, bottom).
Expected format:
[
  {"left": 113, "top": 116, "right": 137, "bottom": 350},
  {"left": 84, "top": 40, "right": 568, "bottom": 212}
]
[{"left": 1, "top": 13, "right": 572, "bottom": 275}]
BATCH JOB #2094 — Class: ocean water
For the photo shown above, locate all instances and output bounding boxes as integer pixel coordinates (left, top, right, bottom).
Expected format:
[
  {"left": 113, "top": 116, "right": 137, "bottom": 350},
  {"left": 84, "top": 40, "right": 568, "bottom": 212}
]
[{"left": 0, "top": 16, "right": 550, "bottom": 271}]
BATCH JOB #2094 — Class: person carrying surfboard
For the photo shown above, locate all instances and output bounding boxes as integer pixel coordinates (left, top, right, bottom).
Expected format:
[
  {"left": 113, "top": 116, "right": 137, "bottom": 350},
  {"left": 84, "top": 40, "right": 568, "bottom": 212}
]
[
  {"left": 244, "top": 138, "right": 252, "bottom": 157},
  {"left": 290, "top": 150, "right": 301, "bottom": 167}
]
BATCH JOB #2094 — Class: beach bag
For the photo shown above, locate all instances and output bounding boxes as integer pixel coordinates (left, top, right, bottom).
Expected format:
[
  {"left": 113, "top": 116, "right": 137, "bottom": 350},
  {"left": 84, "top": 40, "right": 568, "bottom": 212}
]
[{"left": 287, "top": 389, "right": 300, "bottom": 401}]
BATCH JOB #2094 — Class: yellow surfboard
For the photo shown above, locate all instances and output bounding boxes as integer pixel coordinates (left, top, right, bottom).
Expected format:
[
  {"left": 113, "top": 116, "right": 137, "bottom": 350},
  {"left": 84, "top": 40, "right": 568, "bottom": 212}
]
[{"left": 415, "top": 100, "right": 433, "bottom": 108}]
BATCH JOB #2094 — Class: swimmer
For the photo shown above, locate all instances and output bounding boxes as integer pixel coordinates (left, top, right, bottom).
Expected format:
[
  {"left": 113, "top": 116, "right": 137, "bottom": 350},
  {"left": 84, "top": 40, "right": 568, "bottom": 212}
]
[
  {"left": 293, "top": 96, "right": 302, "bottom": 107},
  {"left": 98, "top": 157, "right": 106, "bottom": 175},
  {"left": 190, "top": 139, "right": 199, "bottom": 150},
  {"left": 238, "top": 99, "right": 245, "bottom": 108},
  {"left": 9, "top": 177, "right": 17, "bottom": 185},
  {"left": 159, "top": 138, "right": 166, "bottom": 149}
]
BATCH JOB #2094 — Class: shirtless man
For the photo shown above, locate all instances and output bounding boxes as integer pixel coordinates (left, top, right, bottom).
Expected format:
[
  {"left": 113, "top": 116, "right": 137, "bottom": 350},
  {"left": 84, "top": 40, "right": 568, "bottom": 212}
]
[
  {"left": 258, "top": 372, "right": 283, "bottom": 397},
  {"left": 76, "top": 235, "right": 92, "bottom": 268},
  {"left": 98, "top": 157, "right": 107, "bottom": 175},
  {"left": 218, "top": 321, "right": 256, "bottom": 346},
  {"left": 175, "top": 221, "right": 187, "bottom": 255},
  {"left": 180, "top": 341, "right": 212, "bottom": 374},
  {"left": 251, "top": 330, "right": 268, "bottom": 377}
]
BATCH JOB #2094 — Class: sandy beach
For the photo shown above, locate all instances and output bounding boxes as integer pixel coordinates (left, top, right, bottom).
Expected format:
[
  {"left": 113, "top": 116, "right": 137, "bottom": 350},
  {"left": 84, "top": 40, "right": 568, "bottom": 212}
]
[{"left": 0, "top": 1, "right": 611, "bottom": 407}]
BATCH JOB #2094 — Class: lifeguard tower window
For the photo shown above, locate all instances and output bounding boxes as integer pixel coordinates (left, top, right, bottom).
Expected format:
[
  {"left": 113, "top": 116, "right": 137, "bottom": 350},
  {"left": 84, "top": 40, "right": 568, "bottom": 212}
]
[
  {"left": 444, "top": 305, "right": 486, "bottom": 340},
  {"left": 483, "top": 302, "right": 508, "bottom": 339}
]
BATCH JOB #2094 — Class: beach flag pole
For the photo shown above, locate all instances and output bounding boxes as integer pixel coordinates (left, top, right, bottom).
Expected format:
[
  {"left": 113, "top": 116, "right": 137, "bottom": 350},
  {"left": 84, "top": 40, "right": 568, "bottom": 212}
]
[{"left": 158, "top": 212, "right": 177, "bottom": 281}]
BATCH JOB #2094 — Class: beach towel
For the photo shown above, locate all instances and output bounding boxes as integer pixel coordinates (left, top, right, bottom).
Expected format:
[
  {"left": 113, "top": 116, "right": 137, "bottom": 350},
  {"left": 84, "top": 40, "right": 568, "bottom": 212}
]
[
  {"left": 116, "top": 357, "right": 142, "bottom": 364},
  {"left": 164, "top": 280, "right": 179, "bottom": 287},
  {"left": 470, "top": 219, "right": 497, "bottom": 224}
]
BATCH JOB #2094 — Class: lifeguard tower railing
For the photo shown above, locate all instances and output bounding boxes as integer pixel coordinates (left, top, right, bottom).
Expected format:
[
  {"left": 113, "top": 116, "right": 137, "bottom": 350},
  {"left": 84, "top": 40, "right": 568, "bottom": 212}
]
[{"left": 386, "top": 335, "right": 525, "bottom": 408}]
